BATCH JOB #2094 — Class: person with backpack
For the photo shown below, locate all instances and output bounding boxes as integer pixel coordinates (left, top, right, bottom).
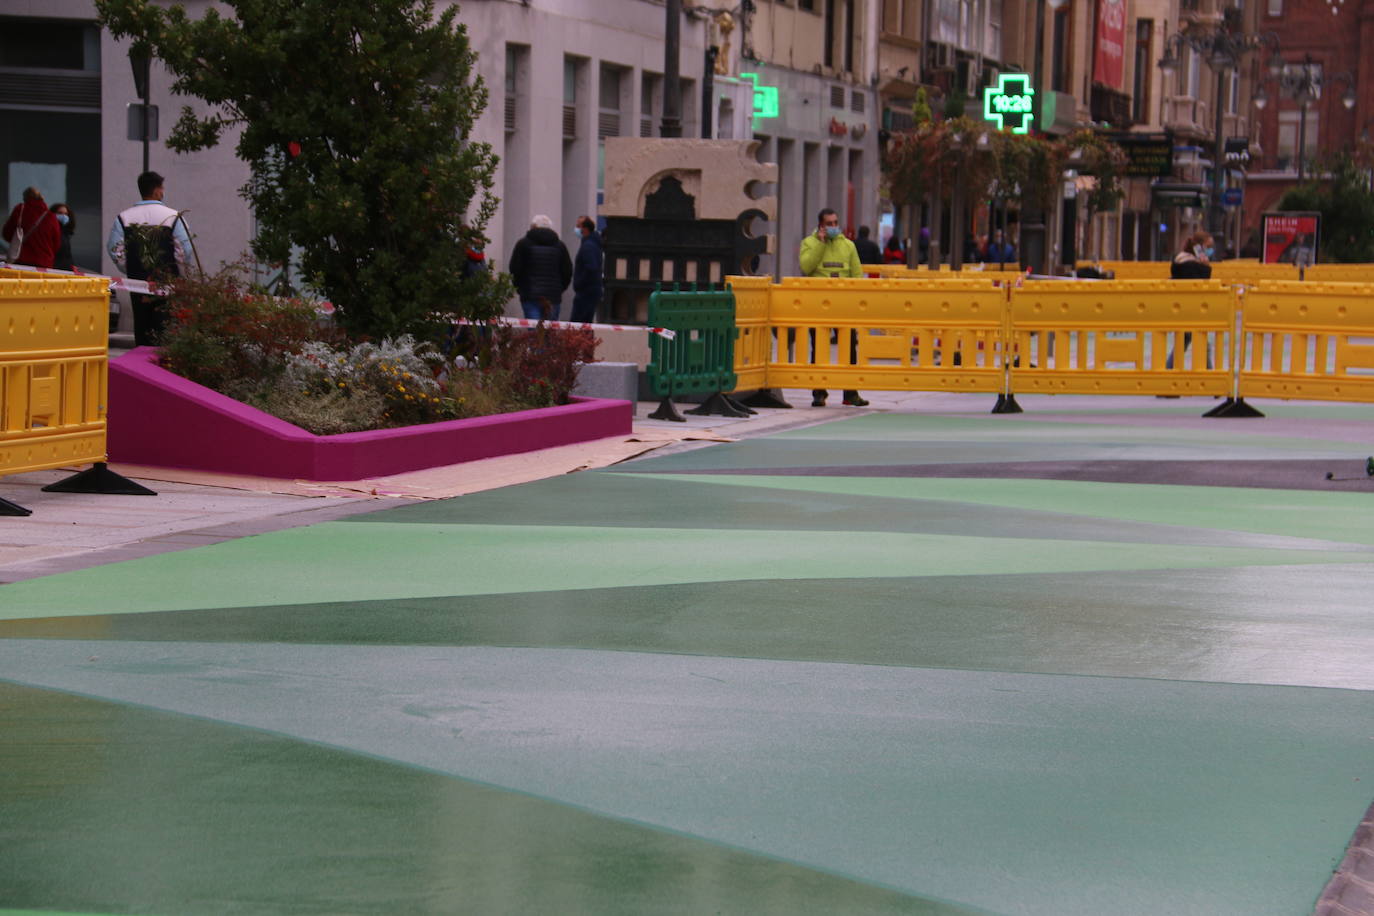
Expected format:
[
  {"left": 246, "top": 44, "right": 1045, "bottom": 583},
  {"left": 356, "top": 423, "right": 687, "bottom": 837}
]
[
  {"left": 106, "top": 171, "right": 194, "bottom": 345},
  {"left": 2, "top": 187, "right": 62, "bottom": 269}
]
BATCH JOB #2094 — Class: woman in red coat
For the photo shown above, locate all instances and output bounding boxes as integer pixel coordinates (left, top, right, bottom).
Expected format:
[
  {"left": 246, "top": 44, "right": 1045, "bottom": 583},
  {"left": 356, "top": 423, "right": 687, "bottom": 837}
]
[{"left": 2, "top": 187, "right": 62, "bottom": 269}]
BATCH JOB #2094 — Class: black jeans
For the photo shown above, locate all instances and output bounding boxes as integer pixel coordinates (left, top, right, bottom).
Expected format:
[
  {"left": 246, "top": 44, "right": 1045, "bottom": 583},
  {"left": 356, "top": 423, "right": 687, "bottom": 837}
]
[{"left": 130, "top": 293, "right": 168, "bottom": 347}]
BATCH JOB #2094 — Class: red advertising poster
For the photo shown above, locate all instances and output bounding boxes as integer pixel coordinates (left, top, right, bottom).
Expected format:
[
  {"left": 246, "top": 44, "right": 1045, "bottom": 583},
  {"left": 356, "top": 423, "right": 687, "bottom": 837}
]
[
  {"left": 1093, "top": 0, "right": 1126, "bottom": 89},
  {"left": 1261, "top": 212, "right": 1320, "bottom": 265}
]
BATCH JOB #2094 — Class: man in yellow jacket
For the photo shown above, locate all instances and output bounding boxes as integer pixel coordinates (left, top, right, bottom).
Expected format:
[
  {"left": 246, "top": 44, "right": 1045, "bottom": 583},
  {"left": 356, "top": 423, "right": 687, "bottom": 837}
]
[{"left": 798, "top": 208, "right": 868, "bottom": 407}]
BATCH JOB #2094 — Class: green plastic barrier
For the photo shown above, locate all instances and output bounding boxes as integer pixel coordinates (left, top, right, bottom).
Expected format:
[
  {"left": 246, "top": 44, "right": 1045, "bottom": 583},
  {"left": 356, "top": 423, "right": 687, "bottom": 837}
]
[{"left": 645, "top": 284, "right": 746, "bottom": 421}]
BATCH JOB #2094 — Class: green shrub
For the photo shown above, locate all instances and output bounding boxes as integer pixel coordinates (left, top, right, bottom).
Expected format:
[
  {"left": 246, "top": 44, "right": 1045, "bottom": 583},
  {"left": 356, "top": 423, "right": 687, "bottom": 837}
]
[
  {"left": 156, "top": 272, "right": 600, "bottom": 434},
  {"left": 159, "top": 263, "right": 331, "bottom": 391}
]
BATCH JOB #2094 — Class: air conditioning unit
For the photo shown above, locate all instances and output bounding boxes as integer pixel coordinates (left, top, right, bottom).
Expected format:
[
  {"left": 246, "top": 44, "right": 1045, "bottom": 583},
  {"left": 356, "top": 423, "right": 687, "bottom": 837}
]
[{"left": 562, "top": 104, "right": 576, "bottom": 140}]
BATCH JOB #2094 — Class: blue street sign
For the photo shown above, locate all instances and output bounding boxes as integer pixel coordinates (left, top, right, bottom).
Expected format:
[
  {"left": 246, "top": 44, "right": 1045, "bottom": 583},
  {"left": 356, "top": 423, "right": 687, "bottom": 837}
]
[{"left": 1222, "top": 187, "right": 1243, "bottom": 207}]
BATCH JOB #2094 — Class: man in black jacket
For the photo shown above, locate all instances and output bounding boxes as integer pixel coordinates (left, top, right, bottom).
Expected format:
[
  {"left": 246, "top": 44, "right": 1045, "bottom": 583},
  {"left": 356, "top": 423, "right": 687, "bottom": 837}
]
[
  {"left": 508, "top": 214, "right": 572, "bottom": 320},
  {"left": 570, "top": 215, "right": 603, "bottom": 323},
  {"left": 853, "top": 225, "right": 882, "bottom": 267}
]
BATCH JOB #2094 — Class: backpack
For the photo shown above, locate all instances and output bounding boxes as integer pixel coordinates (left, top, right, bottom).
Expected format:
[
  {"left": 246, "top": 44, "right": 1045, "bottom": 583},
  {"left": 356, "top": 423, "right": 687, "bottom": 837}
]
[{"left": 120, "top": 215, "right": 181, "bottom": 281}]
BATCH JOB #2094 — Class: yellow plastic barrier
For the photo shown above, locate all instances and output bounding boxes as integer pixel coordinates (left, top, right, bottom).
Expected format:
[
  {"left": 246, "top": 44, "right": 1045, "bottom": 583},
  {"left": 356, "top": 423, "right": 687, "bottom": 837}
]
[
  {"left": 0, "top": 271, "right": 111, "bottom": 479},
  {"left": 1237, "top": 281, "right": 1374, "bottom": 403},
  {"left": 727, "top": 275, "right": 773, "bottom": 393},
  {"left": 762, "top": 277, "right": 1011, "bottom": 394},
  {"left": 1007, "top": 280, "right": 1236, "bottom": 397},
  {"left": 1302, "top": 264, "right": 1374, "bottom": 284},
  {"left": 1210, "top": 261, "right": 1299, "bottom": 284},
  {"left": 1081, "top": 260, "right": 1171, "bottom": 280}
]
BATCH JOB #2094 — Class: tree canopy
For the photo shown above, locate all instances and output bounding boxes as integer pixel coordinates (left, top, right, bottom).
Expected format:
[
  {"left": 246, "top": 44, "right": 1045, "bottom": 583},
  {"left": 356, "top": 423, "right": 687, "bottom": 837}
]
[
  {"left": 97, "top": 0, "right": 508, "bottom": 339},
  {"left": 1277, "top": 150, "right": 1374, "bottom": 263}
]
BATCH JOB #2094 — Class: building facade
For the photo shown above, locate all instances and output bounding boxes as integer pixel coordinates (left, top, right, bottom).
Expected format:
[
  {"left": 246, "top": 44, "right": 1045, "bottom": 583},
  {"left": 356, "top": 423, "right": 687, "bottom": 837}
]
[{"left": 1241, "top": 0, "right": 1367, "bottom": 253}]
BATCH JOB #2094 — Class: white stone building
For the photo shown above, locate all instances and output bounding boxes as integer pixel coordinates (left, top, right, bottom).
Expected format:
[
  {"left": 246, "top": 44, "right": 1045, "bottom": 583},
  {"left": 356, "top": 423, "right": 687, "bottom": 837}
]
[{"left": 1, "top": 0, "right": 880, "bottom": 313}]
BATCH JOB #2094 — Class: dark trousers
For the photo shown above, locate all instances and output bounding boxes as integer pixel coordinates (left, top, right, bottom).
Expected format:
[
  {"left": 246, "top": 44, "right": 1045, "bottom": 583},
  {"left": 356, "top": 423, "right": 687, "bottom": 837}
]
[
  {"left": 570, "top": 295, "right": 600, "bottom": 324},
  {"left": 130, "top": 293, "right": 168, "bottom": 347},
  {"left": 809, "top": 327, "right": 861, "bottom": 400}
]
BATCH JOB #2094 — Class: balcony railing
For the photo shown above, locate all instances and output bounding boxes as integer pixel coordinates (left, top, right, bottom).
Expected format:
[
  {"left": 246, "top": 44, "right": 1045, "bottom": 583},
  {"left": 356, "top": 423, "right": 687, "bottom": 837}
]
[{"left": 1090, "top": 85, "right": 1134, "bottom": 129}]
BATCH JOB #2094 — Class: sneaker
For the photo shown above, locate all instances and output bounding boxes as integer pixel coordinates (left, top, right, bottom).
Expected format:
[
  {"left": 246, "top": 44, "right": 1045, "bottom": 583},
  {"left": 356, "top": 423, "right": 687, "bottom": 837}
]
[{"left": 842, "top": 393, "right": 870, "bottom": 407}]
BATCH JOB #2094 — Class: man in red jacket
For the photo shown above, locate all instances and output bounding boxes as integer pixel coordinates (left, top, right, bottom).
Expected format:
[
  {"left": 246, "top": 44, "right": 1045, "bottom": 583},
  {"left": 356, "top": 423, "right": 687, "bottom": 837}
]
[{"left": 2, "top": 187, "right": 62, "bottom": 269}]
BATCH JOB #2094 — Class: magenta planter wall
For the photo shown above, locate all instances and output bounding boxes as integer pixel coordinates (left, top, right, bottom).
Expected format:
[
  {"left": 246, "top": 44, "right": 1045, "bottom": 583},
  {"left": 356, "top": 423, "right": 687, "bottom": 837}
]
[{"left": 107, "top": 348, "right": 633, "bottom": 480}]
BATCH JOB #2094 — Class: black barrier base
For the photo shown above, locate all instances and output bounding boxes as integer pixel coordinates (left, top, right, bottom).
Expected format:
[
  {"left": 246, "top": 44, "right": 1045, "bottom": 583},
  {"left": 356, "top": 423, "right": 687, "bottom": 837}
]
[
  {"left": 739, "top": 388, "right": 793, "bottom": 409},
  {"left": 0, "top": 496, "right": 33, "bottom": 517},
  {"left": 42, "top": 462, "right": 158, "bottom": 496},
  {"left": 648, "top": 397, "right": 687, "bottom": 422},
  {"left": 686, "top": 393, "right": 753, "bottom": 418},
  {"left": 1202, "top": 398, "right": 1265, "bottom": 419},
  {"left": 991, "top": 393, "right": 1024, "bottom": 414}
]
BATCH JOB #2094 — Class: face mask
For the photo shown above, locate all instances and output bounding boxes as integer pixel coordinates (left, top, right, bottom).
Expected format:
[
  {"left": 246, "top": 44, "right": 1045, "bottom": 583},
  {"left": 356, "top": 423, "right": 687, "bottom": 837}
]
[
  {"left": 1205, "top": 246, "right": 1215, "bottom": 258},
  {"left": 573, "top": 225, "right": 582, "bottom": 236},
  {"left": 825, "top": 226, "right": 841, "bottom": 239},
  {"left": 55, "top": 213, "right": 70, "bottom": 226}
]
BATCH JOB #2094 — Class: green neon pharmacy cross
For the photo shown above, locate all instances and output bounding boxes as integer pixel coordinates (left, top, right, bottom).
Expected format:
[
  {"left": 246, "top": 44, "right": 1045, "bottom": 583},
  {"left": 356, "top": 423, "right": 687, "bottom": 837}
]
[
  {"left": 740, "top": 72, "right": 779, "bottom": 119},
  {"left": 983, "top": 73, "right": 1035, "bottom": 134}
]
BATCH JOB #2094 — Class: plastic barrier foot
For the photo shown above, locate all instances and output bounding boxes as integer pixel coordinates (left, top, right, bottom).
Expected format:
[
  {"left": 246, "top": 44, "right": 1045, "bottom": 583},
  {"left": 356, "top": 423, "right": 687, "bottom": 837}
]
[
  {"left": 1202, "top": 398, "right": 1265, "bottom": 419},
  {"left": 991, "top": 393, "right": 1023, "bottom": 414},
  {"left": 739, "top": 388, "right": 793, "bottom": 409},
  {"left": 648, "top": 397, "right": 687, "bottom": 422},
  {"left": 41, "top": 462, "right": 158, "bottom": 496},
  {"left": 686, "top": 392, "right": 753, "bottom": 418},
  {"left": 0, "top": 496, "right": 33, "bottom": 517},
  {"left": 725, "top": 395, "right": 757, "bottom": 415}
]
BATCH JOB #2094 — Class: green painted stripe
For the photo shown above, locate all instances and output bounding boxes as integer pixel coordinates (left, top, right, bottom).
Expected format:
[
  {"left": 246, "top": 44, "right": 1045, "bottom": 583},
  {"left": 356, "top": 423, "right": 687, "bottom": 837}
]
[
  {"left": 617, "top": 473, "right": 1374, "bottom": 545},
  {"left": 770, "top": 411, "right": 1371, "bottom": 448},
  {"left": 339, "top": 472, "right": 1364, "bottom": 550},
  {"left": 9, "top": 565, "right": 1371, "bottom": 689},
  {"left": 0, "top": 681, "right": 959, "bottom": 916},
  {"left": 1, "top": 521, "right": 1370, "bottom": 618}
]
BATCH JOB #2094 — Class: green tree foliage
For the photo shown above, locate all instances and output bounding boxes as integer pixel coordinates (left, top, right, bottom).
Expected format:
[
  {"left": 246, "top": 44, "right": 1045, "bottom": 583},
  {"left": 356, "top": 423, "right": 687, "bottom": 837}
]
[
  {"left": 988, "top": 131, "right": 1067, "bottom": 213},
  {"left": 1277, "top": 151, "right": 1374, "bottom": 262},
  {"left": 96, "top": 0, "right": 508, "bottom": 339},
  {"left": 1063, "top": 130, "right": 1128, "bottom": 224}
]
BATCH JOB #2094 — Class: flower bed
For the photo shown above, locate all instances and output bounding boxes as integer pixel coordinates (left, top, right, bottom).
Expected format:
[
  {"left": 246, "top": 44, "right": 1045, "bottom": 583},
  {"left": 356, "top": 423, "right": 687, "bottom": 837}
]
[{"left": 108, "top": 348, "right": 633, "bottom": 480}]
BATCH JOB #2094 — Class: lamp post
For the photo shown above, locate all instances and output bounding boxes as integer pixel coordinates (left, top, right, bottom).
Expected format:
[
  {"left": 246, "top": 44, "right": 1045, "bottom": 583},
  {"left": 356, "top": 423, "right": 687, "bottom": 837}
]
[
  {"left": 1158, "top": 22, "right": 1278, "bottom": 254},
  {"left": 129, "top": 45, "right": 152, "bottom": 173},
  {"left": 1253, "top": 54, "right": 1356, "bottom": 181}
]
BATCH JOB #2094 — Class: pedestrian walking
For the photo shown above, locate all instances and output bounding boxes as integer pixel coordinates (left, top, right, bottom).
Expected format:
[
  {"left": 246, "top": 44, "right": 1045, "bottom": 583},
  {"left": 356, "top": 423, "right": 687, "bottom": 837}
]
[
  {"left": 50, "top": 203, "right": 76, "bottom": 272},
  {"left": 854, "top": 225, "right": 882, "bottom": 266},
  {"left": 107, "top": 171, "right": 194, "bottom": 346},
  {"left": 508, "top": 215, "right": 572, "bottom": 321},
  {"left": 1165, "top": 230, "right": 1214, "bottom": 375},
  {"left": 799, "top": 207, "right": 868, "bottom": 407},
  {"left": 570, "top": 215, "right": 603, "bottom": 324},
  {"left": 3, "top": 187, "right": 62, "bottom": 269}
]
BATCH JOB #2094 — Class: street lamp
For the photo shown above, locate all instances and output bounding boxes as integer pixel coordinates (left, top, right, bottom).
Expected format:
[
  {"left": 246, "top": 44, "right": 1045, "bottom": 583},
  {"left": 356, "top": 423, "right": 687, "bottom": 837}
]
[
  {"left": 1158, "top": 23, "right": 1278, "bottom": 254},
  {"left": 1252, "top": 53, "right": 1356, "bottom": 181}
]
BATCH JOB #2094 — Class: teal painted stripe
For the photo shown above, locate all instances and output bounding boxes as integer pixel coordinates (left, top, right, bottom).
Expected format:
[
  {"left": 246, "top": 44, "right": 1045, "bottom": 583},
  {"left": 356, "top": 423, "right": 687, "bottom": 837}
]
[{"left": 1, "top": 520, "right": 1371, "bottom": 618}]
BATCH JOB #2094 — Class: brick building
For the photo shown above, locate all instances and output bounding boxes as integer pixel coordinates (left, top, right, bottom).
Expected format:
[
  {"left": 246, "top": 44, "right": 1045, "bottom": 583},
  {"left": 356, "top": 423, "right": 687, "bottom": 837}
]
[{"left": 1241, "top": 0, "right": 1368, "bottom": 253}]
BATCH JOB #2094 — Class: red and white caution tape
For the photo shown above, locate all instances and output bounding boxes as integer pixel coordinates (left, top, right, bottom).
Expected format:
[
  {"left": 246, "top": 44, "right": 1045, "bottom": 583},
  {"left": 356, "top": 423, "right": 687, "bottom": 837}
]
[
  {"left": 0, "top": 260, "right": 165, "bottom": 294},
  {"left": 455, "top": 317, "right": 676, "bottom": 339},
  {"left": 3, "top": 261, "right": 675, "bottom": 336}
]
